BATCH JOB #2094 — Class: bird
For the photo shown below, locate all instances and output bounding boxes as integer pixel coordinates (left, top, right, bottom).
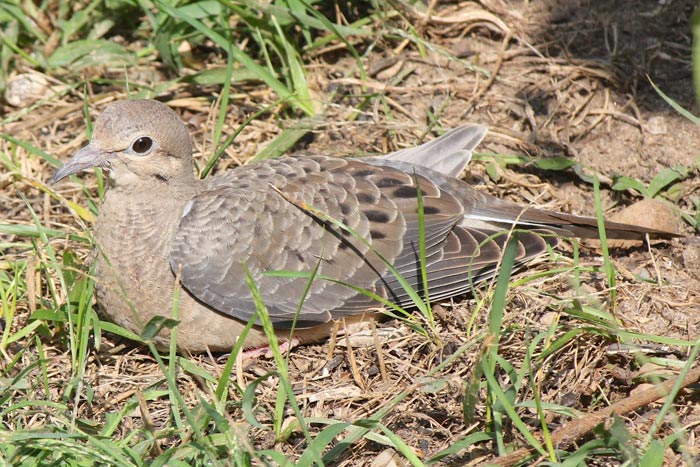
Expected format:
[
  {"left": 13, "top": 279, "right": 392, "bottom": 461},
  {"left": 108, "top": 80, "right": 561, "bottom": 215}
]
[{"left": 51, "top": 99, "right": 679, "bottom": 353}]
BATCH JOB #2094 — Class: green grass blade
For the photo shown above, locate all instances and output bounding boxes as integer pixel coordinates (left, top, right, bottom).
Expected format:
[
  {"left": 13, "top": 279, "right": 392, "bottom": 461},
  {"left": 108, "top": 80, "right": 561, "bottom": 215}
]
[
  {"left": 249, "top": 118, "right": 315, "bottom": 163},
  {"left": 648, "top": 77, "right": 700, "bottom": 125},
  {"left": 592, "top": 176, "right": 616, "bottom": 309},
  {"left": 242, "top": 264, "right": 314, "bottom": 447},
  {"left": 154, "top": 0, "right": 312, "bottom": 115}
]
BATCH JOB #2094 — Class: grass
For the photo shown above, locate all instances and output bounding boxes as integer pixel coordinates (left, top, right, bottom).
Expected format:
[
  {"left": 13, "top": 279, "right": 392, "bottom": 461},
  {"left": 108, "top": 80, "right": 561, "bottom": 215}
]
[{"left": 1, "top": 1, "right": 699, "bottom": 466}]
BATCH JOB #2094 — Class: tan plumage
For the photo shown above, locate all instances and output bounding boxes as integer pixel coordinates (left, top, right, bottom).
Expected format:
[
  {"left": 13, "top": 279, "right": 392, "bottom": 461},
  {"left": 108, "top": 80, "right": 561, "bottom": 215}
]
[{"left": 51, "top": 100, "right": 679, "bottom": 352}]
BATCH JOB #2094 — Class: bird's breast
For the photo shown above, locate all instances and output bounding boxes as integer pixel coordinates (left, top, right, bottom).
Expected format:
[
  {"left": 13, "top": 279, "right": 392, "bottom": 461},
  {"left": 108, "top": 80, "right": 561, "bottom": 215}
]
[{"left": 93, "top": 190, "right": 188, "bottom": 330}]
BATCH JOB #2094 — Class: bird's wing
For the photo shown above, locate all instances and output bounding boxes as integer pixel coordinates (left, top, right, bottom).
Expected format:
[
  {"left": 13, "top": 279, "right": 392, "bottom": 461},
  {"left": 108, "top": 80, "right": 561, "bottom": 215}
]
[
  {"left": 383, "top": 125, "right": 488, "bottom": 177},
  {"left": 169, "top": 154, "right": 550, "bottom": 328}
]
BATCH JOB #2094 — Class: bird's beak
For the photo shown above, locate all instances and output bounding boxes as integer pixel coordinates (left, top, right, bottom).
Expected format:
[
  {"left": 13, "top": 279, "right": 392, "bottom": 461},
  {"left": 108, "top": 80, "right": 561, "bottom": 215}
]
[{"left": 50, "top": 143, "right": 112, "bottom": 184}]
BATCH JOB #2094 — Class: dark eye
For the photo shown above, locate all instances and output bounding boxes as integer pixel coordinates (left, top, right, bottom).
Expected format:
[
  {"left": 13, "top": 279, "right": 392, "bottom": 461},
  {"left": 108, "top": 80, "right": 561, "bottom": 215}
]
[{"left": 131, "top": 137, "right": 153, "bottom": 154}]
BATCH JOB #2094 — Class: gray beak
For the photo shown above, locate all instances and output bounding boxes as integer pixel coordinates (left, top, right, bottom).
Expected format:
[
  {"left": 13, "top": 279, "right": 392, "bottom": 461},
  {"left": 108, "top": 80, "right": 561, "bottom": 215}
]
[{"left": 50, "top": 143, "right": 112, "bottom": 184}]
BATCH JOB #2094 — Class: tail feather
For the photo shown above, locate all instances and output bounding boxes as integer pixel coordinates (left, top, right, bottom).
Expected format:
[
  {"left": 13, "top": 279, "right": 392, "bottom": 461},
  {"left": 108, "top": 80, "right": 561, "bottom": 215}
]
[{"left": 465, "top": 194, "right": 681, "bottom": 240}]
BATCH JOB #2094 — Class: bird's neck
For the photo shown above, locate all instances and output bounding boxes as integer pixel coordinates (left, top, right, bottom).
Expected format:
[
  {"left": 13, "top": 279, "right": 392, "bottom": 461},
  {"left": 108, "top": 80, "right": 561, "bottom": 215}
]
[
  {"left": 96, "top": 179, "right": 199, "bottom": 252},
  {"left": 106, "top": 171, "right": 199, "bottom": 199}
]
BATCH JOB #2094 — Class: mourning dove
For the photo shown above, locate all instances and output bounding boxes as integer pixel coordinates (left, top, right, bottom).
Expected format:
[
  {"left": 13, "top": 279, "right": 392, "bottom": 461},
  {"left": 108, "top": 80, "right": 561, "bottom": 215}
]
[{"left": 51, "top": 99, "right": 679, "bottom": 352}]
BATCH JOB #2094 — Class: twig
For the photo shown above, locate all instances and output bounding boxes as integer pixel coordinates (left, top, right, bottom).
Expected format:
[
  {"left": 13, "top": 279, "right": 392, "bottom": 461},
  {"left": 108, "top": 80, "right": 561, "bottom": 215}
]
[
  {"left": 481, "top": 365, "right": 700, "bottom": 467},
  {"left": 466, "top": 31, "right": 513, "bottom": 112}
]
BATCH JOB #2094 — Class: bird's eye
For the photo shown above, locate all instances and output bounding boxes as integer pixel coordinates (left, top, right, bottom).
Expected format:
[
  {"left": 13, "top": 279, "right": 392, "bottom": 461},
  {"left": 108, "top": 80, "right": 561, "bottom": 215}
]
[{"left": 131, "top": 137, "right": 154, "bottom": 155}]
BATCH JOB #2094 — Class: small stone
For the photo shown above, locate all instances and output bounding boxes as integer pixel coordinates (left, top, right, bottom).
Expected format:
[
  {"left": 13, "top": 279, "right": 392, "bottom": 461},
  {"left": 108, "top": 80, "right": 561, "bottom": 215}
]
[
  {"left": 646, "top": 116, "right": 667, "bottom": 135},
  {"left": 5, "top": 72, "right": 52, "bottom": 108},
  {"left": 605, "top": 198, "right": 683, "bottom": 248},
  {"left": 371, "top": 449, "right": 408, "bottom": 467},
  {"left": 682, "top": 240, "right": 700, "bottom": 279}
]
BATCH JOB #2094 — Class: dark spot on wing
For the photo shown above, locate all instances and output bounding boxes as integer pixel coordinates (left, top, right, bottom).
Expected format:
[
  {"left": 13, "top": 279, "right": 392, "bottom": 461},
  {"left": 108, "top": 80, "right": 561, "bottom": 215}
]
[
  {"left": 364, "top": 209, "right": 391, "bottom": 223},
  {"left": 332, "top": 219, "right": 352, "bottom": 236},
  {"left": 339, "top": 202, "right": 352, "bottom": 215},
  {"left": 352, "top": 169, "right": 376, "bottom": 177},
  {"left": 376, "top": 177, "right": 403, "bottom": 188},
  {"left": 370, "top": 230, "right": 387, "bottom": 239},
  {"left": 338, "top": 241, "right": 350, "bottom": 250},
  {"left": 393, "top": 186, "right": 427, "bottom": 198},
  {"left": 419, "top": 206, "right": 441, "bottom": 215},
  {"left": 357, "top": 192, "right": 378, "bottom": 204}
]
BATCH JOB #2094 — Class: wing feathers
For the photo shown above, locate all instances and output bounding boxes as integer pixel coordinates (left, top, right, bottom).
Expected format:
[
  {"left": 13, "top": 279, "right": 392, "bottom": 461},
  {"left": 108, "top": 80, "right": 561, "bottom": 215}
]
[{"left": 170, "top": 130, "right": 678, "bottom": 329}]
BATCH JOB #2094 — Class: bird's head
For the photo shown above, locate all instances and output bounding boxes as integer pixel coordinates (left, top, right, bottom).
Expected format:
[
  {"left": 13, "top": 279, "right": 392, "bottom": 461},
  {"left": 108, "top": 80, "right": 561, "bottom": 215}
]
[{"left": 51, "top": 99, "right": 195, "bottom": 187}]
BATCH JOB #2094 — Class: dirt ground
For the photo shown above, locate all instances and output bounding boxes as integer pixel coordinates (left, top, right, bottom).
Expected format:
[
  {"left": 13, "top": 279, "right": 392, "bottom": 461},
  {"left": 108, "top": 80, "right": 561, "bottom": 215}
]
[{"left": 3, "top": 0, "right": 700, "bottom": 465}]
